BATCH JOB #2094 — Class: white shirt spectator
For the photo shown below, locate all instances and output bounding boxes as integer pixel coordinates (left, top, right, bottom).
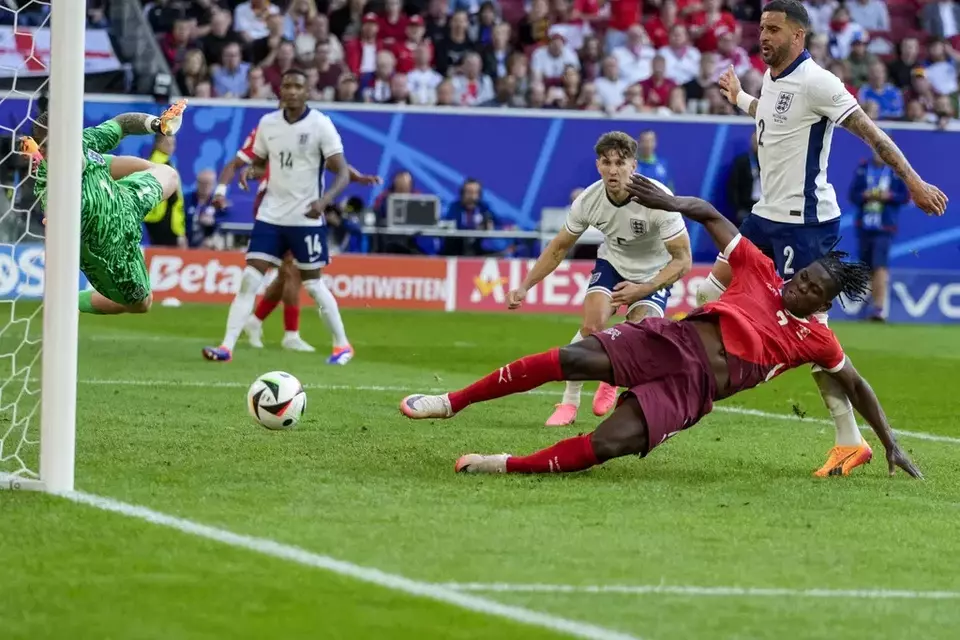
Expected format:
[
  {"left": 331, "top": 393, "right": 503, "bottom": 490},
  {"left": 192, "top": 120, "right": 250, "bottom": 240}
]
[
  {"left": 941, "top": 1, "right": 960, "bottom": 37},
  {"left": 802, "top": 0, "right": 839, "bottom": 34},
  {"left": 408, "top": 67, "right": 444, "bottom": 105},
  {"left": 594, "top": 76, "right": 629, "bottom": 109},
  {"left": 612, "top": 44, "right": 656, "bottom": 84},
  {"left": 847, "top": 0, "right": 892, "bottom": 54},
  {"left": 234, "top": 1, "right": 280, "bottom": 41},
  {"left": 829, "top": 22, "right": 868, "bottom": 60},
  {"left": 530, "top": 45, "right": 581, "bottom": 82},
  {"left": 451, "top": 74, "right": 495, "bottom": 105},
  {"left": 658, "top": 45, "right": 700, "bottom": 85},
  {"left": 714, "top": 45, "right": 751, "bottom": 81},
  {"left": 926, "top": 59, "right": 959, "bottom": 95}
]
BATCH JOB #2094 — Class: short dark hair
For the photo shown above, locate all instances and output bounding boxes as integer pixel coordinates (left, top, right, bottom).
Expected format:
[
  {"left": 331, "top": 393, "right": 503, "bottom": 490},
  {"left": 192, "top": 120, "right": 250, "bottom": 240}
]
[
  {"left": 282, "top": 67, "right": 308, "bottom": 81},
  {"left": 817, "top": 251, "right": 872, "bottom": 304},
  {"left": 762, "top": 0, "right": 810, "bottom": 29},
  {"left": 594, "top": 131, "right": 637, "bottom": 160}
]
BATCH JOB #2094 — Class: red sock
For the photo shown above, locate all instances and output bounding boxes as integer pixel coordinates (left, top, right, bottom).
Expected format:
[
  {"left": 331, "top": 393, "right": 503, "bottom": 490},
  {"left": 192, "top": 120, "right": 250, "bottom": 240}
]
[
  {"left": 448, "top": 348, "right": 563, "bottom": 413},
  {"left": 254, "top": 298, "right": 280, "bottom": 321},
  {"left": 283, "top": 304, "right": 300, "bottom": 332},
  {"left": 506, "top": 434, "right": 600, "bottom": 473}
]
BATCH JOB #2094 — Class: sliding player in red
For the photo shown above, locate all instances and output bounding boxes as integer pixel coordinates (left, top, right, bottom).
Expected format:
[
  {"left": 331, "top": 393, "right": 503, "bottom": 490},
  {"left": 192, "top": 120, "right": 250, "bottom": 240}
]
[
  {"left": 400, "top": 175, "right": 922, "bottom": 479},
  {"left": 214, "top": 117, "right": 379, "bottom": 353}
]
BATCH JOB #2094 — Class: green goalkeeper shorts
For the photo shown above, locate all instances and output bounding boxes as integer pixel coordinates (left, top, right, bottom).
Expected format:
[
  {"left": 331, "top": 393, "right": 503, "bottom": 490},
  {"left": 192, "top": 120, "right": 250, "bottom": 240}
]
[{"left": 80, "top": 171, "right": 165, "bottom": 306}]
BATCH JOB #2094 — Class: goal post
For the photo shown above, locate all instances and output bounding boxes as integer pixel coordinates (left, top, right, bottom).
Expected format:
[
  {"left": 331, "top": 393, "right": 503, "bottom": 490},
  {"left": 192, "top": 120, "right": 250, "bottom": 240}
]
[{"left": 0, "top": 1, "right": 85, "bottom": 492}]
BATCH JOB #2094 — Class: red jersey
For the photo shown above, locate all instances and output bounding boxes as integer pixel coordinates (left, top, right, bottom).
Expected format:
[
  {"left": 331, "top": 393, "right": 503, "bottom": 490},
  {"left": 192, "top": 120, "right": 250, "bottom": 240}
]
[
  {"left": 237, "top": 127, "right": 268, "bottom": 194},
  {"left": 690, "top": 235, "right": 845, "bottom": 393},
  {"left": 687, "top": 11, "right": 738, "bottom": 52}
]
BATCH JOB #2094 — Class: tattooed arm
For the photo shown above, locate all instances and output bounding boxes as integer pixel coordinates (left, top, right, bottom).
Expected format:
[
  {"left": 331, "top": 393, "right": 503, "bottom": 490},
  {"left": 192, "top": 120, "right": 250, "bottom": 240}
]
[
  {"left": 840, "top": 108, "right": 948, "bottom": 216},
  {"left": 110, "top": 112, "right": 165, "bottom": 137}
]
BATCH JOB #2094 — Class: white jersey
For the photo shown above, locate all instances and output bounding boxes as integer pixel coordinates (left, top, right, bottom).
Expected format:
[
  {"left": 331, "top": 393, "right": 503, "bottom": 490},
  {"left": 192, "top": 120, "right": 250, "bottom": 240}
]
[
  {"left": 752, "top": 51, "right": 859, "bottom": 225},
  {"left": 252, "top": 108, "right": 344, "bottom": 227},
  {"left": 564, "top": 178, "right": 687, "bottom": 283}
]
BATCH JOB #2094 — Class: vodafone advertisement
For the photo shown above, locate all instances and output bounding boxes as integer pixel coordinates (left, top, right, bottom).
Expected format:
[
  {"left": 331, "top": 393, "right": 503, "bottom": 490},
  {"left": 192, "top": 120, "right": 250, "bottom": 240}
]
[
  {"left": 455, "top": 257, "right": 713, "bottom": 317},
  {"left": 144, "top": 249, "right": 450, "bottom": 311}
]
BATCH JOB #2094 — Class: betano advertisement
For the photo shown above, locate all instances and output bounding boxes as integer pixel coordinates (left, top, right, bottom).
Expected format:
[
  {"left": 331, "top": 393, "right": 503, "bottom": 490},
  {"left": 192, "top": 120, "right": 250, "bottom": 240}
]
[{"left": 5, "top": 245, "right": 960, "bottom": 323}]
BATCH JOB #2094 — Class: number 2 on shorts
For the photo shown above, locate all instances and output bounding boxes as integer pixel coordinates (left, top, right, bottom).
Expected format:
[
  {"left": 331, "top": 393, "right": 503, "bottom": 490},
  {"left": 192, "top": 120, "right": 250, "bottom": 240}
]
[{"left": 782, "top": 245, "right": 795, "bottom": 276}]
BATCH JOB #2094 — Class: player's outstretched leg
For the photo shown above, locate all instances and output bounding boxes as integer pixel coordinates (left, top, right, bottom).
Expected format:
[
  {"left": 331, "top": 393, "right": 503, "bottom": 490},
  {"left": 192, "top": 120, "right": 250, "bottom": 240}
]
[
  {"left": 278, "top": 263, "right": 314, "bottom": 353},
  {"left": 456, "top": 394, "right": 648, "bottom": 474},
  {"left": 300, "top": 270, "right": 352, "bottom": 364},
  {"left": 78, "top": 290, "right": 152, "bottom": 315},
  {"left": 203, "top": 260, "right": 270, "bottom": 362},
  {"left": 401, "top": 338, "right": 614, "bottom": 419}
]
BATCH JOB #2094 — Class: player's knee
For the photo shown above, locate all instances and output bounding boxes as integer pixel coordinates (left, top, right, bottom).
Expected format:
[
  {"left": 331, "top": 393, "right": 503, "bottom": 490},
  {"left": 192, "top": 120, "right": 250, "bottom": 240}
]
[
  {"left": 590, "top": 422, "right": 646, "bottom": 461},
  {"left": 559, "top": 340, "right": 613, "bottom": 381},
  {"left": 128, "top": 294, "right": 152, "bottom": 314},
  {"left": 155, "top": 164, "right": 180, "bottom": 199},
  {"left": 580, "top": 322, "right": 605, "bottom": 337}
]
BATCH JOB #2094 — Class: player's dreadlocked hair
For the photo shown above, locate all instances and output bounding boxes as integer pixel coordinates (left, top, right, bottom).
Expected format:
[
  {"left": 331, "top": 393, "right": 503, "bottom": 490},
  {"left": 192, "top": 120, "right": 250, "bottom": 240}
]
[{"left": 817, "top": 251, "right": 872, "bottom": 304}]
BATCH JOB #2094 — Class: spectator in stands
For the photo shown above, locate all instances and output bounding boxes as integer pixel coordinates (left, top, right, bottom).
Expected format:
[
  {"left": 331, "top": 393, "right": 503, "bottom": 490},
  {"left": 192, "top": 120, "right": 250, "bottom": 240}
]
[
  {"left": 263, "top": 41, "right": 299, "bottom": 95},
  {"left": 143, "top": 135, "right": 186, "bottom": 249},
  {"left": 424, "top": 0, "right": 451, "bottom": 44},
  {"left": 861, "top": 99, "right": 880, "bottom": 120},
  {"left": 394, "top": 15, "right": 431, "bottom": 74},
  {"left": 335, "top": 72, "right": 362, "bottom": 101},
  {"left": 828, "top": 58, "right": 858, "bottom": 96},
  {"left": 309, "top": 13, "right": 345, "bottom": 64},
  {"left": 806, "top": 32, "right": 830, "bottom": 68},
  {"left": 665, "top": 85, "right": 687, "bottom": 114},
  {"left": 88, "top": 2, "right": 110, "bottom": 29},
  {"left": 388, "top": 73, "right": 413, "bottom": 103},
  {"left": 373, "top": 170, "right": 435, "bottom": 254},
  {"left": 740, "top": 67, "right": 763, "bottom": 98},
  {"left": 645, "top": 2, "right": 678, "bottom": 50},
  {"left": 705, "top": 82, "right": 734, "bottom": 114},
  {"left": 316, "top": 42, "right": 346, "bottom": 99},
  {"left": 595, "top": 55, "right": 629, "bottom": 110},
  {"left": 850, "top": 148, "right": 909, "bottom": 321},
  {"left": 571, "top": 0, "right": 606, "bottom": 28},
  {"left": 905, "top": 99, "right": 929, "bottom": 123},
  {"left": 859, "top": 60, "right": 904, "bottom": 119},
  {"left": 801, "top": 0, "right": 838, "bottom": 35},
  {"left": 659, "top": 24, "right": 701, "bottom": 85},
  {"left": 195, "top": 81, "right": 214, "bottom": 97},
  {"left": 888, "top": 37, "right": 920, "bottom": 89},
  {"left": 924, "top": 38, "right": 960, "bottom": 96},
  {"left": 177, "top": 49, "right": 210, "bottom": 96},
  {"left": 517, "top": 0, "right": 552, "bottom": 49},
  {"left": 579, "top": 35, "right": 603, "bottom": 81},
  {"left": 527, "top": 81, "right": 548, "bottom": 108},
  {"left": 234, "top": 0, "right": 280, "bottom": 43},
  {"left": 846, "top": 35, "right": 875, "bottom": 87},
  {"left": 453, "top": 52, "right": 495, "bottom": 105},
  {"left": 688, "top": 0, "right": 739, "bottom": 53},
  {"left": 330, "top": 0, "right": 366, "bottom": 40},
  {"left": 325, "top": 204, "right": 365, "bottom": 254},
  {"left": 560, "top": 65, "right": 584, "bottom": 107},
  {"left": 549, "top": 0, "right": 592, "bottom": 50},
  {"left": 507, "top": 51, "right": 531, "bottom": 100},
  {"left": 361, "top": 50, "right": 398, "bottom": 102},
  {"left": 828, "top": 6, "right": 867, "bottom": 60},
  {"left": 639, "top": 54, "right": 675, "bottom": 110},
  {"left": 184, "top": 0, "right": 218, "bottom": 39},
  {"left": 480, "top": 75, "right": 522, "bottom": 106},
  {"left": 531, "top": 30, "right": 581, "bottom": 85},
  {"left": 443, "top": 178, "right": 500, "bottom": 256},
  {"left": 145, "top": 0, "right": 180, "bottom": 34},
  {"left": 847, "top": 0, "right": 891, "bottom": 55},
  {"left": 482, "top": 22, "right": 514, "bottom": 78},
  {"left": 906, "top": 68, "right": 937, "bottom": 114},
  {"left": 727, "top": 131, "right": 760, "bottom": 224},
  {"left": 715, "top": 31, "right": 751, "bottom": 79},
  {"left": 635, "top": 130, "right": 673, "bottom": 190},
  {"left": 436, "top": 10, "right": 476, "bottom": 74},
  {"left": 605, "top": 0, "right": 644, "bottom": 51},
  {"left": 212, "top": 42, "right": 252, "bottom": 98},
  {"left": 921, "top": 0, "right": 960, "bottom": 40},
  {"left": 683, "top": 51, "right": 716, "bottom": 107},
  {"left": 184, "top": 169, "right": 227, "bottom": 249},
  {"left": 300, "top": 66, "right": 323, "bottom": 100},
  {"left": 408, "top": 42, "right": 445, "bottom": 103},
  {"left": 200, "top": 9, "right": 244, "bottom": 69},
  {"left": 247, "top": 65, "right": 279, "bottom": 99},
  {"left": 473, "top": 2, "right": 500, "bottom": 46},
  {"left": 161, "top": 18, "right": 195, "bottom": 73},
  {"left": 286, "top": 0, "right": 320, "bottom": 39},
  {"left": 346, "top": 13, "right": 384, "bottom": 75},
  {"left": 934, "top": 95, "right": 960, "bottom": 129},
  {"left": 610, "top": 25, "right": 653, "bottom": 86},
  {"left": 250, "top": 13, "right": 286, "bottom": 66},
  {"left": 379, "top": 0, "right": 410, "bottom": 46}
]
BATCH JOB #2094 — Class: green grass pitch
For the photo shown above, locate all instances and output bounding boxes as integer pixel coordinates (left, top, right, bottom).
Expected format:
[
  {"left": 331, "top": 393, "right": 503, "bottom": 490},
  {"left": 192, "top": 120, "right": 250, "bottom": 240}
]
[{"left": 2, "top": 304, "right": 960, "bottom": 639}]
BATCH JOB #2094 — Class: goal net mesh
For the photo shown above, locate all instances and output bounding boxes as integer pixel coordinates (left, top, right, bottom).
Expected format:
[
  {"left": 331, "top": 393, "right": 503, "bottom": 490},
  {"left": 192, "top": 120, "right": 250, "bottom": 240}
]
[{"left": 0, "top": 1, "right": 52, "bottom": 482}]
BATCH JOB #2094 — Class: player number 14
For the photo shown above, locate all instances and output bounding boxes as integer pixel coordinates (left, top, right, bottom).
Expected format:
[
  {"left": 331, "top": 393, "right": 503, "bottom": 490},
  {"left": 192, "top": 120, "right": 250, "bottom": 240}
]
[
  {"left": 279, "top": 151, "right": 293, "bottom": 169},
  {"left": 304, "top": 233, "right": 324, "bottom": 258}
]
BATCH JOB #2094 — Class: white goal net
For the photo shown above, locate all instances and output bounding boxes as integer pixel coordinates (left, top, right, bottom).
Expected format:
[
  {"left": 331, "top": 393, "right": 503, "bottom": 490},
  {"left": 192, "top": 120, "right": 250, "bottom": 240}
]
[{"left": 0, "top": 0, "right": 84, "bottom": 491}]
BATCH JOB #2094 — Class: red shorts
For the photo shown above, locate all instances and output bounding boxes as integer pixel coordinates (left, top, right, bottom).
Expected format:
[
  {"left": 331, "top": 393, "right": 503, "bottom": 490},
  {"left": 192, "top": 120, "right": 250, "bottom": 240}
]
[{"left": 592, "top": 318, "right": 717, "bottom": 455}]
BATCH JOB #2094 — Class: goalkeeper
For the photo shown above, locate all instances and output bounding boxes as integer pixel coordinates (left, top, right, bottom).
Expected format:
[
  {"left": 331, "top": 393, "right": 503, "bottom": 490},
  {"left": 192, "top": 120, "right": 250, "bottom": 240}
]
[{"left": 23, "top": 99, "right": 187, "bottom": 315}]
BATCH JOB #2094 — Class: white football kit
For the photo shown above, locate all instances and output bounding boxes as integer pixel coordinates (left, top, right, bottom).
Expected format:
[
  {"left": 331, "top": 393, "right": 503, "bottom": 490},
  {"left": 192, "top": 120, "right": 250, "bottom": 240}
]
[{"left": 565, "top": 177, "right": 688, "bottom": 315}]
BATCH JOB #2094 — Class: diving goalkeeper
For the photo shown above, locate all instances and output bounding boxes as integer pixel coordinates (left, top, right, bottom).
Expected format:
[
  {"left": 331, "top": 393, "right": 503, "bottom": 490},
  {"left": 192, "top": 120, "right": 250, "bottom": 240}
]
[{"left": 23, "top": 100, "right": 187, "bottom": 315}]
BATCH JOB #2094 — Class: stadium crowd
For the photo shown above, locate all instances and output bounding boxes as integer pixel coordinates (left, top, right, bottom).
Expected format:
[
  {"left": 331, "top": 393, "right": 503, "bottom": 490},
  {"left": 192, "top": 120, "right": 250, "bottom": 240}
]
[{"left": 144, "top": 0, "right": 960, "bottom": 125}]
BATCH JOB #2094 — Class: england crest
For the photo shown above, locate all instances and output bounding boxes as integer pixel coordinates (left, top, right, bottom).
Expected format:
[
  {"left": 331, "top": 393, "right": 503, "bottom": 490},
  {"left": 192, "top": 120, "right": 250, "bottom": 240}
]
[
  {"left": 630, "top": 218, "right": 646, "bottom": 235},
  {"left": 299, "top": 133, "right": 309, "bottom": 145},
  {"left": 775, "top": 91, "right": 794, "bottom": 114}
]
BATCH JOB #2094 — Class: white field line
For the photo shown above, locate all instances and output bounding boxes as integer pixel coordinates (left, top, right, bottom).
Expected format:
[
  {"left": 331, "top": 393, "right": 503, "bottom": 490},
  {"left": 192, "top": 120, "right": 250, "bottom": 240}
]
[
  {"left": 441, "top": 582, "right": 960, "bottom": 601},
  {"left": 68, "top": 377, "right": 960, "bottom": 446},
  {"left": 60, "top": 491, "right": 641, "bottom": 640}
]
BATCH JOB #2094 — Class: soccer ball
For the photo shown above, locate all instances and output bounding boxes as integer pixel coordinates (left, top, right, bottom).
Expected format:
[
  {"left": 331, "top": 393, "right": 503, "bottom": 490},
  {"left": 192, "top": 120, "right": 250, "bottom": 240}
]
[{"left": 247, "top": 371, "right": 307, "bottom": 430}]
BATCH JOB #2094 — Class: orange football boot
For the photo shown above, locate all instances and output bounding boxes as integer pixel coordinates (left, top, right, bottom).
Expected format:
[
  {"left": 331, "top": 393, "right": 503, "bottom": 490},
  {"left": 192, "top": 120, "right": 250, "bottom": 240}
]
[{"left": 814, "top": 441, "right": 873, "bottom": 477}]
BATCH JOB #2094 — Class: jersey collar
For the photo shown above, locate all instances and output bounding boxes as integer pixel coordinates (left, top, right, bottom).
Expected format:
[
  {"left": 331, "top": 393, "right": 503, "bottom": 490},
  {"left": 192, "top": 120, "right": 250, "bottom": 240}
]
[
  {"left": 283, "top": 107, "right": 310, "bottom": 124},
  {"left": 771, "top": 49, "right": 810, "bottom": 82}
]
